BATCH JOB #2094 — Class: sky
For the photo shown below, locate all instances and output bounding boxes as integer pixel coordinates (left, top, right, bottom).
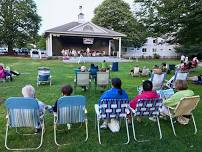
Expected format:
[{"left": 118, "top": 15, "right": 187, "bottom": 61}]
[{"left": 34, "top": 0, "right": 134, "bottom": 34}]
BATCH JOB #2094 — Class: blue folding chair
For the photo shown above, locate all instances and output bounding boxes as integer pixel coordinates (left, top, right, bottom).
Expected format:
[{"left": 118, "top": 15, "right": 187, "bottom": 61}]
[
  {"left": 54, "top": 96, "right": 88, "bottom": 146},
  {"left": 37, "top": 67, "right": 52, "bottom": 86},
  {"left": 129, "top": 98, "right": 163, "bottom": 142},
  {"left": 95, "top": 99, "right": 130, "bottom": 144},
  {"left": 5, "top": 97, "right": 45, "bottom": 150}
]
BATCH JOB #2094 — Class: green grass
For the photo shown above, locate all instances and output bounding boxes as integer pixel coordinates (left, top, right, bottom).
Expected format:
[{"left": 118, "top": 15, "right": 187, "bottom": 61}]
[{"left": 0, "top": 56, "right": 202, "bottom": 152}]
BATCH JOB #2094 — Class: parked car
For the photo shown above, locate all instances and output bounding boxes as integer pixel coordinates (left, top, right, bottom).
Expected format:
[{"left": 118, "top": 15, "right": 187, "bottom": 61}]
[
  {"left": 0, "top": 48, "right": 7, "bottom": 54},
  {"left": 19, "top": 48, "right": 30, "bottom": 55}
]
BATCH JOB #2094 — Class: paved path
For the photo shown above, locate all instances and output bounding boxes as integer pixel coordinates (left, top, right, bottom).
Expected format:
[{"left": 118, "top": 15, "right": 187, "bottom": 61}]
[{"left": 63, "top": 56, "right": 130, "bottom": 63}]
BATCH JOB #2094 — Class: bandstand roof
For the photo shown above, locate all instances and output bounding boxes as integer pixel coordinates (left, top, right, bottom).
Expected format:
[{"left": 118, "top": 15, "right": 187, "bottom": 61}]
[{"left": 45, "top": 21, "right": 126, "bottom": 38}]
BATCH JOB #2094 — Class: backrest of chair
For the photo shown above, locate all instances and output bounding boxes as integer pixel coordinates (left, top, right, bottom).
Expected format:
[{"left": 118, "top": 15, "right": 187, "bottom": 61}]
[
  {"left": 38, "top": 67, "right": 50, "bottom": 81},
  {"left": 151, "top": 73, "right": 166, "bottom": 90},
  {"left": 5, "top": 97, "right": 40, "bottom": 127},
  {"left": 57, "top": 96, "right": 86, "bottom": 124},
  {"left": 76, "top": 72, "right": 90, "bottom": 86},
  {"left": 142, "top": 68, "right": 149, "bottom": 76},
  {"left": 174, "top": 96, "right": 200, "bottom": 116},
  {"left": 99, "top": 99, "right": 129, "bottom": 119},
  {"left": 97, "top": 72, "right": 109, "bottom": 85},
  {"left": 133, "top": 67, "right": 140, "bottom": 75},
  {"left": 174, "top": 71, "right": 188, "bottom": 81},
  {"left": 135, "top": 98, "right": 163, "bottom": 117},
  {"left": 157, "top": 89, "right": 175, "bottom": 99}
]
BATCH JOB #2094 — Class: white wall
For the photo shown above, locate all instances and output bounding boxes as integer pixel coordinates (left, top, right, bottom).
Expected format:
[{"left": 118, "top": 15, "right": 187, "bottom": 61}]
[{"left": 124, "top": 37, "right": 178, "bottom": 58}]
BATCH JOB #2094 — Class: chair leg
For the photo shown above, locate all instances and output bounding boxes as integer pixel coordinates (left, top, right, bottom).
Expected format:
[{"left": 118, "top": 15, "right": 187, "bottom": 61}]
[
  {"left": 97, "top": 120, "right": 101, "bottom": 144},
  {"left": 54, "top": 118, "right": 60, "bottom": 146},
  {"left": 85, "top": 119, "right": 88, "bottom": 142},
  {"left": 191, "top": 113, "right": 197, "bottom": 134},
  {"left": 168, "top": 109, "right": 176, "bottom": 136},
  {"left": 124, "top": 118, "right": 130, "bottom": 144},
  {"left": 5, "top": 120, "right": 44, "bottom": 150},
  {"left": 131, "top": 116, "right": 149, "bottom": 142},
  {"left": 156, "top": 117, "right": 162, "bottom": 139}
]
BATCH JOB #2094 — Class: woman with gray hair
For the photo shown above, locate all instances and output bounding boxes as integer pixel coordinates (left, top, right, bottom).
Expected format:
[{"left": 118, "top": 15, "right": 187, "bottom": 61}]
[{"left": 22, "top": 85, "right": 46, "bottom": 132}]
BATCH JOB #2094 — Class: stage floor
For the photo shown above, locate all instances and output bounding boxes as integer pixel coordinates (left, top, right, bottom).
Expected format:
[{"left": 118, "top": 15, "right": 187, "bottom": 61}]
[{"left": 63, "top": 56, "right": 130, "bottom": 63}]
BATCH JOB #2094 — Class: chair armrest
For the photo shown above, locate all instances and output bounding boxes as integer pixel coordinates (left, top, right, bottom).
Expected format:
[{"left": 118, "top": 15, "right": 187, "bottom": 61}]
[
  {"left": 128, "top": 105, "right": 136, "bottom": 114},
  {"left": 167, "top": 106, "right": 175, "bottom": 110},
  {"left": 94, "top": 104, "right": 100, "bottom": 116}
]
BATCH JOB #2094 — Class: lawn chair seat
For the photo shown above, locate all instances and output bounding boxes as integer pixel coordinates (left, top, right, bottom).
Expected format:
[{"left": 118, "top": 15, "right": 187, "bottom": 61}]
[
  {"left": 129, "top": 98, "right": 163, "bottom": 142},
  {"left": 74, "top": 72, "right": 90, "bottom": 91},
  {"left": 95, "top": 99, "right": 130, "bottom": 144},
  {"left": 167, "top": 95, "right": 200, "bottom": 136},
  {"left": 166, "top": 70, "right": 189, "bottom": 88},
  {"left": 5, "top": 97, "right": 45, "bottom": 150},
  {"left": 37, "top": 67, "right": 51, "bottom": 86},
  {"left": 96, "top": 72, "right": 110, "bottom": 90},
  {"left": 54, "top": 96, "right": 88, "bottom": 146},
  {"left": 141, "top": 68, "right": 150, "bottom": 76},
  {"left": 151, "top": 72, "right": 167, "bottom": 90}
]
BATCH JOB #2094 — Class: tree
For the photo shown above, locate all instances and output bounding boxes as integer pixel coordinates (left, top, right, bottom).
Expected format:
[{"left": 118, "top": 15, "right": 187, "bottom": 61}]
[
  {"left": 92, "top": 0, "right": 147, "bottom": 47},
  {"left": 134, "top": 0, "right": 202, "bottom": 58},
  {"left": 37, "top": 35, "right": 46, "bottom": 49},
  {"left": 0, "top": 0, "right": 41, "bottom": 53}
]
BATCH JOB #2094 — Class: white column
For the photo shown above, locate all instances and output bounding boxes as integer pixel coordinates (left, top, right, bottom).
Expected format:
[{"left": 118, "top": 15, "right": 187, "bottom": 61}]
[
  {"left": 49, "top": 34, "right": 53, "bottom": 56},
  {"left": 46, "top": 34, "right": 53, "bottom": 57},
  {"left": 108, "top": 40, "right": 112, "bottom": 56},
  {"left": 118, "top": 37, "right": 122, "bottom": 58}
]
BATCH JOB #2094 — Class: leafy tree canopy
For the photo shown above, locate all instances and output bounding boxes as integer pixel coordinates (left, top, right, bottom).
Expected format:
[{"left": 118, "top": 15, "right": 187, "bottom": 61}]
[
  {"left": 92, "top": 0, "right": 148, "bottom": 47},
  {"left": 0, "top": 0, "right": 41, "bottom": 52}
]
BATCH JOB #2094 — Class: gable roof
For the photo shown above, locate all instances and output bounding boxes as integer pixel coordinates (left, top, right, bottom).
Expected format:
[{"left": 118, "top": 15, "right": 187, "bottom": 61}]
[{"left": 45, "top": 21, "right": 126, "bottom": 38}]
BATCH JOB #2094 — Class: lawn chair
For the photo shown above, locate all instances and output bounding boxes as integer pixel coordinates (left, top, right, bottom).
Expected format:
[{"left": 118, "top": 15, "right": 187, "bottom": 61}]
[
  {"left": 129, "top": 98, "right": 163, "bottom": 142},
  {"left": 141, "top": 67, "right": 150, "bottom": 76},
  {"left": 37, "top": 67, "right": 52, "bottom": 86},
  {"left": 74, "top": 72, "right": 90, "bottom": 92},
  {"left": 167, "top": 95, "right": 200, "bottom": 136},
  {"left": 95, "top": 72, "right": 110, "bottom": 90},
  {"left": 94, "top": 99, "right": 130, "bottom": 144},
  {"left": 166, "top": 70, "right": 189, "bottom": 88},
  {"left": 132, "top": 67, "right": 140, "bottom": 77},
  {"left": 54, "top": 96, "right": 88, "bottom": 146},
  {"left": 4, "top": 97, "right": 45, "bottom": 150},
  {"left": 151, "top": 72, "right": 167, "bottom": 90}
]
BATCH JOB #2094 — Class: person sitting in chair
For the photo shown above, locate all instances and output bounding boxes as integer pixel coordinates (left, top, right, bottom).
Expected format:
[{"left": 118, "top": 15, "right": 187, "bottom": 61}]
[
  {"left": 22, "top": 85, "right": 46, "bottom": 132},
  {"left": 52, "top": 84, "right": 73, "bottom": 112},
  {"left": 130, "top": 80, "right": 160, "bottom": 110},
  {"left": 98, "top": 78, "right": 128, "bottom": 132},
  {"left": 160, "top": 80, "right": 194, "bottom": 124}
]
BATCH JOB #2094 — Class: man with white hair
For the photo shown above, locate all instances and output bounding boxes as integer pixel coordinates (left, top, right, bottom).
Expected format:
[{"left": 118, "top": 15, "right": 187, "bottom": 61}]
[{"left": 22, "top": 85, "right": 46, "bottom": 132}]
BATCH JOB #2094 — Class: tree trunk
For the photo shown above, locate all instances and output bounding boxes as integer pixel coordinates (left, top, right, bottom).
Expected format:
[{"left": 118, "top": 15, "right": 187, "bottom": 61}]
[{"left": 7, "top": 42, "right": 14, "bottom": 55}]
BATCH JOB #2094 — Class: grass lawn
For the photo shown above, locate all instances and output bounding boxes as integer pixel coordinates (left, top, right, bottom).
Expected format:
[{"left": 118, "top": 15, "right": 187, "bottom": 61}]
[{"left": 0, "top": 56, "right": 202, "bottom": 152}]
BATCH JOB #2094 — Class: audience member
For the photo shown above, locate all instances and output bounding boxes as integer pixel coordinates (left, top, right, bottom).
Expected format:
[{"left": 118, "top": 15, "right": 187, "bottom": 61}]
[
  {"left": 98, "top": 78, "right": 128, "bottom": 132},
  {"left": 22, "top": 85, "right": 46, "bottom": 132},
  {"left": 52, "top": 85, "right": 73, "bottom": 112},
  {"left": 160, "top": 80, "right": 194, "bottom": 124},
  {"left": 130, "top": 80, "right": 160, "bottom": 110}
]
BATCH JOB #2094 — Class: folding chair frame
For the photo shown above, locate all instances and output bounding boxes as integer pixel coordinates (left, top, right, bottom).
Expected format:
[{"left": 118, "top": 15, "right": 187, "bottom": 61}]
[
  {"left": 129, "top": 98, "right": 163, "bottom": 142},
  {"left": 5, "top": 112, "right": 45, "bottom": 151},
  {"left": 94, "top": 102, "right": 130, "bottom": 145},
  {"left": 167, "top": 96, "right": 199, "bottom": 136}
]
